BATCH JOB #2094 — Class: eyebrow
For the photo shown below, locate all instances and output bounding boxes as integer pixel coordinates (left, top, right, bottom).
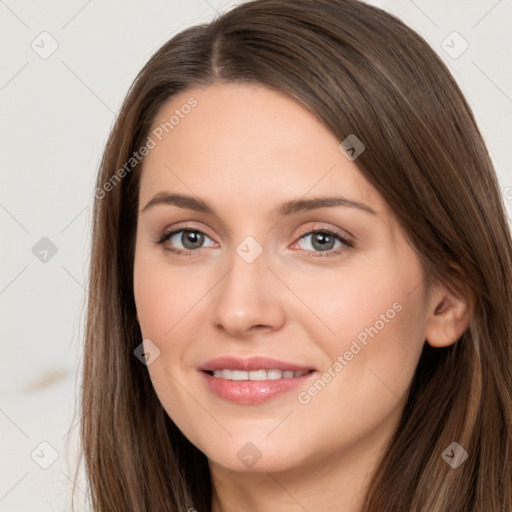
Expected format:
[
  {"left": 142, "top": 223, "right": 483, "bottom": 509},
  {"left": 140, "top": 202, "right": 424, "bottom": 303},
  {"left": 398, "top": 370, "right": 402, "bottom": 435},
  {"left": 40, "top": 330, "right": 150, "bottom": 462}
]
[{"left": 140, "top": 192, "right": 377, "bottom": 216}]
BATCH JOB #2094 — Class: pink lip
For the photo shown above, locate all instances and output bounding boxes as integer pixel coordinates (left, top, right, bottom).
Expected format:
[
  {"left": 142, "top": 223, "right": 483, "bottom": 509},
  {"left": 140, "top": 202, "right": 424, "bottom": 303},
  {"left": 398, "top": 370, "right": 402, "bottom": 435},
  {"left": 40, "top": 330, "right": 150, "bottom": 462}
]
[
  {"left": 199, "top": 356, "right": 315, "bottom": 372},
  {"left": 198, "top": 356, "right": 316, "bottom": 405}
]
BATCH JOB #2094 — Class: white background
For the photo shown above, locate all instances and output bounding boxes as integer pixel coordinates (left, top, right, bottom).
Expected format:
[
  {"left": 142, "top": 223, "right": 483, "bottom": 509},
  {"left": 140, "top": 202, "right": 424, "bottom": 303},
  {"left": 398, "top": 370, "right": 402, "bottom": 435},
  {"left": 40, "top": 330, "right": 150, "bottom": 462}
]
[{"left": 1, "top": 0, "right": 511, "bottom": 509}]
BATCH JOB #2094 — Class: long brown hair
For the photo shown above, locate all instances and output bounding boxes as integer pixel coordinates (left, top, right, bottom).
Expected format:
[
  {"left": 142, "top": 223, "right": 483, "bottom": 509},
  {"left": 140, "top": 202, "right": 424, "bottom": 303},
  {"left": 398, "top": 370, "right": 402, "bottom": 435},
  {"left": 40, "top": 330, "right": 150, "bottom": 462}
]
[{"left": 76, "top": 0, "right": 512, "bottom": 510}]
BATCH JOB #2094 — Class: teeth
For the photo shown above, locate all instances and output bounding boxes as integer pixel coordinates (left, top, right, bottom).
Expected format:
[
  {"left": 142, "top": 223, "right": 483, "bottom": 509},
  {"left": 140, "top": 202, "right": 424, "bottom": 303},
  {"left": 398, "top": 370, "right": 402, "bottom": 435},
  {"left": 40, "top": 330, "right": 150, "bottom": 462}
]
[
  {"left": 210, "top": 368, "right": 310, "bottom": 380},
  {"left": 267, "top": 369, "right": 283, "bottom": 380},
  {"left": 249, "top": 369, "right": 267, "bottom": 380}
]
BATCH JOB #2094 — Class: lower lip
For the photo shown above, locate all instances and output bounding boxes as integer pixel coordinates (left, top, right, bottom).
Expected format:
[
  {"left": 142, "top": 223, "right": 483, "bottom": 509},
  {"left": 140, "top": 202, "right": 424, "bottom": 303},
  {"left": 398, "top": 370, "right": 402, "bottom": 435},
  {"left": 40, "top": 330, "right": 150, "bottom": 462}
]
[{"left": 199, "top": 371, "right": 315, "bottom": 405}]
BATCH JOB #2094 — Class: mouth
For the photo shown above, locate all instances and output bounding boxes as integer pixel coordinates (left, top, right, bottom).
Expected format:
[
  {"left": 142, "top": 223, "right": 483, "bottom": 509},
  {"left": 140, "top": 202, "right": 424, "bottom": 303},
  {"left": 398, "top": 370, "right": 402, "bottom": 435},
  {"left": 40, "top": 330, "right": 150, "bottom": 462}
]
[
  {"left": 198, "top": 356, "right": 317, "bottom": 405},
  {"left": 204, "top": 368, "right": 313, "bottom": 380}
]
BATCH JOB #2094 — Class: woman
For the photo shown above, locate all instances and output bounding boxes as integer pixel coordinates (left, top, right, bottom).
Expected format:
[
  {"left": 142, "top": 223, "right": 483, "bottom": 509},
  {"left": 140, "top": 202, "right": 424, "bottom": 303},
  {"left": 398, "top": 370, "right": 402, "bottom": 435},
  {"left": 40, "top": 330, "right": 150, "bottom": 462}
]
[{"left": 78, "top": 0, "right": 512, "bottom": 510}]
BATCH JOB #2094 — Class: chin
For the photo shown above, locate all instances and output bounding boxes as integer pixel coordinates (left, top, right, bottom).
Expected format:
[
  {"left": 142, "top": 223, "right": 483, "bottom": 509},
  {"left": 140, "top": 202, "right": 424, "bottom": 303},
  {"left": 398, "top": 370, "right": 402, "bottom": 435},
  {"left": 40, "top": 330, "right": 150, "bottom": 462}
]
[{"left": 199, "top": 436, "right": 307, "bottom": 474}]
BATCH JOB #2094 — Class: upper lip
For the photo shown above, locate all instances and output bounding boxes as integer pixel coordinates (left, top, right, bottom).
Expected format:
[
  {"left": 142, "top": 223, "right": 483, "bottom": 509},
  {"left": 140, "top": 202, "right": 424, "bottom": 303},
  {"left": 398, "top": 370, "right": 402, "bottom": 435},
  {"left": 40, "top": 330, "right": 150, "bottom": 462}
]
[{"left": 199, "top": 356, "right": 315, "bottom": 372}]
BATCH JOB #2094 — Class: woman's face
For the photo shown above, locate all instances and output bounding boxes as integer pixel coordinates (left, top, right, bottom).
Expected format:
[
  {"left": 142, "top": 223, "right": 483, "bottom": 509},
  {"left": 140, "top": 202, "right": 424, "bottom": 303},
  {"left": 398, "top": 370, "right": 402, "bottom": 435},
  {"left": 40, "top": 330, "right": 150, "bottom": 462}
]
[{"left": 133, "top": 82, "right": 432, "bottom": 474}]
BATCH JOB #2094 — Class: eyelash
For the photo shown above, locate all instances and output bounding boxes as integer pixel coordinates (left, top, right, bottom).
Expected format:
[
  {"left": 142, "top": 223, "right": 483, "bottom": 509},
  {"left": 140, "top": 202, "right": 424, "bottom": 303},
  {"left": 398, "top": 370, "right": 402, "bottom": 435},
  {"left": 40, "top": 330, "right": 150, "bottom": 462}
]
[{"left": 153, "top": 224, "right": 355, "bottom": 258}]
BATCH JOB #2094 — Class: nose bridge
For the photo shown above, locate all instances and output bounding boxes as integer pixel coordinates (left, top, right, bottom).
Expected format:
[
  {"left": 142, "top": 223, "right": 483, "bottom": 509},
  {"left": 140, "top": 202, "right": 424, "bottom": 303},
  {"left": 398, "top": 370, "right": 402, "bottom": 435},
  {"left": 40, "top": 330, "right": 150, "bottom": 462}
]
[{"left": 211, "top": 237, "right": 285, "bottom": 336}]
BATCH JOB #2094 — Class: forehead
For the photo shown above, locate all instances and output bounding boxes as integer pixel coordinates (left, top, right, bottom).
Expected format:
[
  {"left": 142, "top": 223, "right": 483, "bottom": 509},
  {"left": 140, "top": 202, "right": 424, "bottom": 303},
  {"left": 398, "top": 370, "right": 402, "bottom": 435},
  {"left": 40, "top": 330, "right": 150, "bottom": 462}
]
[{"left": 139, "top": 82, "right": 386, "bottom": 217}]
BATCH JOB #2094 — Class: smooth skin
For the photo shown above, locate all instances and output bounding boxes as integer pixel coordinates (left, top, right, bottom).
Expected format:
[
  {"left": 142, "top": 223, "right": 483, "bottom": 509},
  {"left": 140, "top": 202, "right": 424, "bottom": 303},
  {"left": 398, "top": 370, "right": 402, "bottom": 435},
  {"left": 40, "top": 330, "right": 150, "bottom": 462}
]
[{"left": 133, "top": 83, "right": 471, "bottom": 512}]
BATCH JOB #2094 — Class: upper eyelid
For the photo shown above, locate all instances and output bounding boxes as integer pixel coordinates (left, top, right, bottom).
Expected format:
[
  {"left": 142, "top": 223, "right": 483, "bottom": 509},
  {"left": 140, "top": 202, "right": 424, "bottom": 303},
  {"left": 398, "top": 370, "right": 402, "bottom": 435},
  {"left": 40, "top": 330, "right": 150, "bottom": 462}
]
[
  {"left": 163, "top": 224, "right": 216, "bottom": 242},
  {"left": 161, "top": 222, "right": 349, "bottom": 236}
]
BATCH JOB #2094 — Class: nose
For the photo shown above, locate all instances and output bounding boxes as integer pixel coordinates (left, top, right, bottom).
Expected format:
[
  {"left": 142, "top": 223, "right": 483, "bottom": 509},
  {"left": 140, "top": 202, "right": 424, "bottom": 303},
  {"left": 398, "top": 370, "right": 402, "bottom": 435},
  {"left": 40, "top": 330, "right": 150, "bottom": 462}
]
[{"left": 211, "top": 246, "right": 286, "bottom": 339}]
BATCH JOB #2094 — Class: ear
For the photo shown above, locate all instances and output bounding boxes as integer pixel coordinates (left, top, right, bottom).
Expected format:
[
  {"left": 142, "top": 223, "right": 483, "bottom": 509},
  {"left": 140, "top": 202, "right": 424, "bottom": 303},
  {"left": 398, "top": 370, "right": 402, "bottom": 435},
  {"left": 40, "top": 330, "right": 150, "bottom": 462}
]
[{"left": 424, "top": 282, "right": 474, "bottom": 348}]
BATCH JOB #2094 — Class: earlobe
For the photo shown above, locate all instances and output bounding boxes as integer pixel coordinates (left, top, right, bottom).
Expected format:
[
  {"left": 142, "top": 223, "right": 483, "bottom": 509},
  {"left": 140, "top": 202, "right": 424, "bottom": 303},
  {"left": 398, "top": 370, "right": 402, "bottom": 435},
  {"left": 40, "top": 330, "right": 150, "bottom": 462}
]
[{"left": 425, "top": 288, "right": 473, "bottom": 348}]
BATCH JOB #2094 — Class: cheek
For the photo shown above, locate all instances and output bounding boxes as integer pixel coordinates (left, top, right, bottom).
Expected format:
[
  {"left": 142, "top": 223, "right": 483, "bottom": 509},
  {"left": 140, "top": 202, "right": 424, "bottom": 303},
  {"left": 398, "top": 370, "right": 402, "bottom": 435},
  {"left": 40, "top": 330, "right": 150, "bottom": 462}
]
[
  {"left": 133, "top": 251, "right": 206, "bottom": 438},
  {"left": 288, "top": 263, "right": 427, "bottom": 458},
  {"left": 133, "top": 248, "right": 205, "bottom": 339},
  {"left": 133, "top": 255, "right": 166, "bottom": 338},
  {"left": 307, "top": 249, "right": 427, "bottom": 396}
]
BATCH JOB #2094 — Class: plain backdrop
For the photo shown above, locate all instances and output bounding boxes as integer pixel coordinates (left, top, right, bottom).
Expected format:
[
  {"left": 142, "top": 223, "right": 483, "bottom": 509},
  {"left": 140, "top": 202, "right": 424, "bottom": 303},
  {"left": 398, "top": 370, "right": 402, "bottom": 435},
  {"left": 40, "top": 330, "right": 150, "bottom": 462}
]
[{"left": 1, "top": 0, "right": 511, "bottom": 509}]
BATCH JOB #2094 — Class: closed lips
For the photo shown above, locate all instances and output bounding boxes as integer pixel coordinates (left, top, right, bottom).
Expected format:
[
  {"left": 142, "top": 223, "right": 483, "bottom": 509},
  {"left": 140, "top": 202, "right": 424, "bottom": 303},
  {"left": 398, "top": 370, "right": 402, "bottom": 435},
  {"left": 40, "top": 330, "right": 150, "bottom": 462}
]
[{"left": 207, "top": 369, "right": 313, "bottom": 380}]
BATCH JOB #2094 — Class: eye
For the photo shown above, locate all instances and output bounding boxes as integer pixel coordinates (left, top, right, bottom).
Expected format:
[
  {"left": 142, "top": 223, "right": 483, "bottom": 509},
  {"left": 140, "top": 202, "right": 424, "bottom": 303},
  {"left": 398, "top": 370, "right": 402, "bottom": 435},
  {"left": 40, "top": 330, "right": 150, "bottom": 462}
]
[
  {"left": 155, "top": 227, "right": 216, "bottom": 254},
  {"left": 154, "top": 226, "right": 354, "bottom": 258},
  {"left": 292, "top": 229, "right": 353, "bottom": 257}
]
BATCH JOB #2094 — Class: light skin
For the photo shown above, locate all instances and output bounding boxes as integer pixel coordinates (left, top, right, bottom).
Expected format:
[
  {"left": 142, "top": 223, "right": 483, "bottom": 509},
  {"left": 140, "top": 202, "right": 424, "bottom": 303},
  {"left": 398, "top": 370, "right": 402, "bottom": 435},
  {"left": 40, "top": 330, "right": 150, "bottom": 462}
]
[{"left": 133, "top": 82, "right": 471, "bottom": 512}]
